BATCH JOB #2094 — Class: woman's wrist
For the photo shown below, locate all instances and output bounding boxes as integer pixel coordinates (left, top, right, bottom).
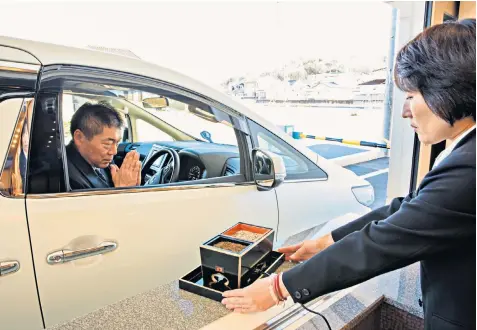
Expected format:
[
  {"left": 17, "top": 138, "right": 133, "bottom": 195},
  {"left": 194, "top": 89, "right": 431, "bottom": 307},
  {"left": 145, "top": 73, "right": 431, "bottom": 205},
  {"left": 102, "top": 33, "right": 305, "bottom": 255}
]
[
  {"left": 278, "top": 273, "right": 290, "bottom": 298},
  {"left": 317, "top": 233, "right": 335, "bottom": 250},
  {"left": 324, "top": 233, "right": 335, "bottom": 247}
]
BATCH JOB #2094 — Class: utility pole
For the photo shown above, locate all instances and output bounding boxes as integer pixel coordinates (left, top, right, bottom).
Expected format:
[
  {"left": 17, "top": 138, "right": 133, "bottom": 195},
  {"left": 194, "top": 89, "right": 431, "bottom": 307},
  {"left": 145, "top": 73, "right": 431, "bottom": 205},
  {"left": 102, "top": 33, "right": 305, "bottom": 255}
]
[{"left": 383, "top": 8, "right": 398, "bottom": 150}]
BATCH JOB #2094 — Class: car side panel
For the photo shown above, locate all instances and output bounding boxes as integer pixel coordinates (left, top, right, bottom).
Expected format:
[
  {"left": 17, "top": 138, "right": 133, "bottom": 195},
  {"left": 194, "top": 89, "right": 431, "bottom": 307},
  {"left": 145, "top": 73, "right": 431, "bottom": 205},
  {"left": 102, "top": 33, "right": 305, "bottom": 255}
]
[
  {"left": 26, "top": 185, "right": 278, "bottom": 328},
  {"left": 276, "top": 179, "right": 370, "bottom": 244}
]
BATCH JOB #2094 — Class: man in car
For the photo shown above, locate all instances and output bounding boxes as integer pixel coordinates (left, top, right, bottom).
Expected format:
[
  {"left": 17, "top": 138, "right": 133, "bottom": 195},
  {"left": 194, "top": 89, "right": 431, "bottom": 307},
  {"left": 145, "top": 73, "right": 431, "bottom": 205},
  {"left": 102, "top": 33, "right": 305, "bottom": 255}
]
[{"left": 66, "top": 102, "right": 141, "bottom": 190}]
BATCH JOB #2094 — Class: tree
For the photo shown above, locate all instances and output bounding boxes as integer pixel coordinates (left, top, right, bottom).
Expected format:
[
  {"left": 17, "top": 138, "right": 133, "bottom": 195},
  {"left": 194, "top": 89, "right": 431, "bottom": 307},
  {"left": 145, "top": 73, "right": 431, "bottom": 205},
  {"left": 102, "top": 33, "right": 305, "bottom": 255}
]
[
  {"left": 270, "top": 70, "right": 284, "bottom": 81},
  {"left": 287, "top": 68, "right": 307, "bottom": 81},
  {"left": 303, "top": 58, "right": 325, "bottom": 75}
]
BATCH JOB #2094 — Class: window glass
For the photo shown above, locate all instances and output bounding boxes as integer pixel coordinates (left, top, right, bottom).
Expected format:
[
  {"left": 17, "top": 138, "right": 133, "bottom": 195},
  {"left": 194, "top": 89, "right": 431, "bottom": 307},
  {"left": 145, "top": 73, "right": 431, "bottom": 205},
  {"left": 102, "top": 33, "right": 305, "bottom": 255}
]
[
  {"left": 0, "top": 98, "right": 34, "bottom": 196},
  {"left": 248, "top": 119, "right": 327, "bottom": 180},
  {"left": 136, "top": 119, "right": 174, "bottom": 142},
  {"left": 137, "top": 93, "right": 239, "bottom": 147},
  {"left": 28, "top": 93, "right": 66, "bottom": 194}
]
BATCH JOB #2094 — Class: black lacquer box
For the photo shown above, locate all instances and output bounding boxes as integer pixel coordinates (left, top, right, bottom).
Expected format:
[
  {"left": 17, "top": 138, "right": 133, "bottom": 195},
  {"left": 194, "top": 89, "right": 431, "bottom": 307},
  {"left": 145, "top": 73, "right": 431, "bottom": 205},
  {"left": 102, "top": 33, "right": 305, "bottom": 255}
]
[{"left": 179, "top": 222, "right": 284, "bottom": 302}]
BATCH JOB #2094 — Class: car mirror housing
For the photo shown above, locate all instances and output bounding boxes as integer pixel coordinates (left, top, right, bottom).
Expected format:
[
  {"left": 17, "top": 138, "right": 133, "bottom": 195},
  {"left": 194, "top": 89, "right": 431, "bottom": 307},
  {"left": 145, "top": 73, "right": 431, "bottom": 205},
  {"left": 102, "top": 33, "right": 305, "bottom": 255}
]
[
  {"left": 252, "top": 148, "right": 286, "bottom": 191},
  {"left": 142, "top": 96, "right": 169, "bottom": 109}
]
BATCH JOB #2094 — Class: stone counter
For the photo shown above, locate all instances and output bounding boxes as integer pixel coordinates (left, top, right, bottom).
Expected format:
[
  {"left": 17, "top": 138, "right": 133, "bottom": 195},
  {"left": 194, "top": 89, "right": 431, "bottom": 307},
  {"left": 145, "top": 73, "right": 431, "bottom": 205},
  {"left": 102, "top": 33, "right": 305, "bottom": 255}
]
[
  {"left": 49, "top": 260, "right": 296, "bottom": 330},
  {"left": 49, "top": 215, "right": 424, "bottom": 330}
]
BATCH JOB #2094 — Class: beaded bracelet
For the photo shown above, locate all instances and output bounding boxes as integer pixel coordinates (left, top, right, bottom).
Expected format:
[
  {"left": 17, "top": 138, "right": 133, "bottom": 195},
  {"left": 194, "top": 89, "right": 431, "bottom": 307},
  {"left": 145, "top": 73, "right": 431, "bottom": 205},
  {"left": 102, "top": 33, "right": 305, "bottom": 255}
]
[
  {"left": 273, "top": 273, "right": 286, "bottom": 302},
  {"left": 275, "top": 272, "right": 286, "bottom": 301}
]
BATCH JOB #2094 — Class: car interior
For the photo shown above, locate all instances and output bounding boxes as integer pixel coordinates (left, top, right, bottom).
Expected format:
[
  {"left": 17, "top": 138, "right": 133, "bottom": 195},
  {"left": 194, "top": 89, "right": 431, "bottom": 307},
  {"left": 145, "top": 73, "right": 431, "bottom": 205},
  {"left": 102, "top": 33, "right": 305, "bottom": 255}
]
[{"left": 60, "top": 82, "right": 250, "bottom": 191}]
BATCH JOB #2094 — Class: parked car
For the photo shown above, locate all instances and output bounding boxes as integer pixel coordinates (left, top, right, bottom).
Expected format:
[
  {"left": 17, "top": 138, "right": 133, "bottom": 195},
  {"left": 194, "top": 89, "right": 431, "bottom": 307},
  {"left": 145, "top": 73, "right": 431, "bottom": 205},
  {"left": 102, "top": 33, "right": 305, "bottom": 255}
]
[{"left": 0, "top": 36, "right": 373, "bottom": 329}]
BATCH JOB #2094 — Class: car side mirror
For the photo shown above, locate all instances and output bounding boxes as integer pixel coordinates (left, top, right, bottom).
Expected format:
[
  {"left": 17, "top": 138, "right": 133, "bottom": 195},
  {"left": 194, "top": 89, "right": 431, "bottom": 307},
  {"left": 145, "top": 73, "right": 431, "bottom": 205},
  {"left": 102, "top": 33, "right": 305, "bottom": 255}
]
[{"left": 252, "top": 148, "right": 286, "bottom": 191}]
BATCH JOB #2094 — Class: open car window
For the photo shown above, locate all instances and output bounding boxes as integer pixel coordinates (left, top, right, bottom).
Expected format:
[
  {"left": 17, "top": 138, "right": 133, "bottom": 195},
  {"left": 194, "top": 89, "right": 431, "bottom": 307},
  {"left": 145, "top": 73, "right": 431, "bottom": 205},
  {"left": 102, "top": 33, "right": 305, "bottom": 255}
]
[
  {"left": 49, "top": 67, "right": 249, "bottom": 193},
  {"left": 61, "top": 81, "right": 243, "bottom": 146}
]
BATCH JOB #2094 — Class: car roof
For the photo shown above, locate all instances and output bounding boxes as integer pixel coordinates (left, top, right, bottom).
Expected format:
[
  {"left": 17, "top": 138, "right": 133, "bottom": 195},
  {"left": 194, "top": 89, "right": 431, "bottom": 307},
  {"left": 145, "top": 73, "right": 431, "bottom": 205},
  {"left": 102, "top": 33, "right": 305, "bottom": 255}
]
[
  {"left": 1, "top": 36, "right": 262, "bottom": 116},
  {"left": 0, "top": 35, "right": 325, "bottom": 166}
]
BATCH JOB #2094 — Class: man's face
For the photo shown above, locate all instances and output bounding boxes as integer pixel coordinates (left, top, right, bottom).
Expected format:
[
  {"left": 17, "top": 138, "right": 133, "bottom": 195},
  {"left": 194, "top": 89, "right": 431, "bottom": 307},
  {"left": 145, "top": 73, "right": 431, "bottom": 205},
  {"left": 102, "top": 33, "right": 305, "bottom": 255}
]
[{"left": 74, "top": 126, "right": 121, "bottom": 168}]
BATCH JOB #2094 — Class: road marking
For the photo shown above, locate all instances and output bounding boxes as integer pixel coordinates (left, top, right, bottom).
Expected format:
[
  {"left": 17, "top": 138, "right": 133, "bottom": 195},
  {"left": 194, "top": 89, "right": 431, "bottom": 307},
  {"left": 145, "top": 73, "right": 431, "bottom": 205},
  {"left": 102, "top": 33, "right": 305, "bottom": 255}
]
[{"left": 360, "top": 168, "right": 389, "bottom": 179}]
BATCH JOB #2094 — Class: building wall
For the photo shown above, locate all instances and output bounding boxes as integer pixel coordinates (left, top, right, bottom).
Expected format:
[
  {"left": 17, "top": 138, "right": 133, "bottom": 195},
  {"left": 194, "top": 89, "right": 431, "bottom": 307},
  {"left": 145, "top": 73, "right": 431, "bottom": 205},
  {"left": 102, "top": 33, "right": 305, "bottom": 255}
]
[
  {"left": 386, "top": 1, "right": 426, "bottom": 200},
  {"left": 459, "top": 1, "right": 476, "bottom": 19},
  {"left": 431, "top": 1, "right": 458, "bottom": 21}
]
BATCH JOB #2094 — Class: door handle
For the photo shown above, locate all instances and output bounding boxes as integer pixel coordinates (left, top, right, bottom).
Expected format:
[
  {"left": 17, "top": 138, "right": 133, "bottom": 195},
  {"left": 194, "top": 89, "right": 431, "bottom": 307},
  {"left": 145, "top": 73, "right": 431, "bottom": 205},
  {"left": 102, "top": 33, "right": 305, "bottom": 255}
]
[
  {"left": 47, "top": 241, "right": 117, "bottom": 265},
  {"left": 0, "top": 260, "right": 20, "bottom": 276}
]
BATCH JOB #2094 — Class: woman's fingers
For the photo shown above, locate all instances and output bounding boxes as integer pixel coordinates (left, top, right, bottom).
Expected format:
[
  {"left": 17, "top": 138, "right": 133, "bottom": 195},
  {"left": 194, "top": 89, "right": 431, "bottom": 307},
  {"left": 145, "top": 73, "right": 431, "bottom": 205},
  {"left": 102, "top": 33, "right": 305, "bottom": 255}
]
[
  {"left": 233, "top": 307, "right": 254, "bottom": 313},
  {"left": 222, "top": 289, "right": 245, "bottom": 298},
  {"left": 277, "top": 243, "right": 302, "bottom": 254},
  {"left": 289, "top": 248, "right": 309, "bottom": 261},
  {"left": 222, "top": 297, "right": 241, "bottom": 305}
]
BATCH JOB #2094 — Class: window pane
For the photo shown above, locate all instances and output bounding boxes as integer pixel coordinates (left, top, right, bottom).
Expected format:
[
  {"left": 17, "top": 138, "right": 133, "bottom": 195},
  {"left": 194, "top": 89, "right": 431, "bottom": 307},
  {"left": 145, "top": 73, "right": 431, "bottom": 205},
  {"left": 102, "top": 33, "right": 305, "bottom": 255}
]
[
  {"left": 140, "top": 96, "right": 239, "bottom": 146},
  {"left": 136, "top": 119, "right": 173, "bottom": 142},
  {"left": 248, "top": 120, "right": 327, "bottom": 180},
  {"left": 28, "top": 93, "right": 66, "bottom": 194},
  {"left": 0, "top": 98, "right": 34, "bottom": 196}
]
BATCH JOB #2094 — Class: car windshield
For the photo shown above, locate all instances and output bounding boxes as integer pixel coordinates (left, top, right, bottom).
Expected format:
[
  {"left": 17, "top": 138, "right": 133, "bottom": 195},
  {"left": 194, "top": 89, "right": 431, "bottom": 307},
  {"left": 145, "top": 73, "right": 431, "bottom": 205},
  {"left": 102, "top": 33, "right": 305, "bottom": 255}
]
[{"left": 124, "top": 92, "right": 239, "bottom": 146}]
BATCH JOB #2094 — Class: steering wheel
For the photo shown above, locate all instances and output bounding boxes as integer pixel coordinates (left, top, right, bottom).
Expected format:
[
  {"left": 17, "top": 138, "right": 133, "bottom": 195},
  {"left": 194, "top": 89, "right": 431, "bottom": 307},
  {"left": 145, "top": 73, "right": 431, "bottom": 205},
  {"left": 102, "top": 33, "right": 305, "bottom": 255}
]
[{"left": 141, "top": 147, "right": 181, "bottom": 185}]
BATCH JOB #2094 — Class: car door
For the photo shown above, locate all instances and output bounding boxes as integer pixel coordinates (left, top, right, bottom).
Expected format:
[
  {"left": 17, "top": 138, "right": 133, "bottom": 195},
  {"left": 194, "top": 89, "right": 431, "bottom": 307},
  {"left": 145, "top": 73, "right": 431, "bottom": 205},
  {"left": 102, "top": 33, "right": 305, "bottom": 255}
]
[
  {"left": 0, "top": 55, "right": 44, "bottom": 330},
  {"left": 247, "top": 119, "right": 372, "bottom": 244},
  {"left": 24, "top": 65, "right": 279, "bottom": 328}
]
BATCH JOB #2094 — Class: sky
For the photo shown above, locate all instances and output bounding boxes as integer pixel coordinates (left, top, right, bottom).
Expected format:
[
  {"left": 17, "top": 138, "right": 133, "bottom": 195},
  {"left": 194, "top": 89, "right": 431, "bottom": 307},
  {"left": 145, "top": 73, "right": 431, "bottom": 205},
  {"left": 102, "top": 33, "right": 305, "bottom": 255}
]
[{"left": 0, "top": 1, "right": 393, "bottom": 88}]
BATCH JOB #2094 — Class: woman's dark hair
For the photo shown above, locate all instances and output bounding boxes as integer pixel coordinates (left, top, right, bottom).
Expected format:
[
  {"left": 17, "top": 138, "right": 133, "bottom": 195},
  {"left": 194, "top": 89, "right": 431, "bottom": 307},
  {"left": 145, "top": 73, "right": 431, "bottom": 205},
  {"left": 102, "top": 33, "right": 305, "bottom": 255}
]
[
  {"left": 394, "top": 18, "right": 476, "bottom": 125},
  {"left": 70, "top": 101, "right": 125, "bottom": 139}
]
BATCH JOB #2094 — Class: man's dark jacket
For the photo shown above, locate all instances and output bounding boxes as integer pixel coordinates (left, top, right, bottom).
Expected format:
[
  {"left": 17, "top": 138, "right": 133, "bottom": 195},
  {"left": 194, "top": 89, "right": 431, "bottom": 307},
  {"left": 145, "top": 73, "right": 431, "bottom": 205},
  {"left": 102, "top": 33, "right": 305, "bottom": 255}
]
[
  {"left": 283, "top": 130, "right": 476, "bottom": 330},
  {"left": 66, "top": 142, "right": 114, "bottom": 190}
]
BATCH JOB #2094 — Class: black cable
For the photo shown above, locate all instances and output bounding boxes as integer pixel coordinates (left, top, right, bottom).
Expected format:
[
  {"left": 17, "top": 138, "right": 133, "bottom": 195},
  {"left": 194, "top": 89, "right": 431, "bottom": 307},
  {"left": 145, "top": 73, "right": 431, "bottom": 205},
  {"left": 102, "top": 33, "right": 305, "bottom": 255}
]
[
  {"left": 299, "top": 303, "right": 332, "bottom": 330},
  {"left": 262, "top": 271, "right": 332, "bottom": 330}
]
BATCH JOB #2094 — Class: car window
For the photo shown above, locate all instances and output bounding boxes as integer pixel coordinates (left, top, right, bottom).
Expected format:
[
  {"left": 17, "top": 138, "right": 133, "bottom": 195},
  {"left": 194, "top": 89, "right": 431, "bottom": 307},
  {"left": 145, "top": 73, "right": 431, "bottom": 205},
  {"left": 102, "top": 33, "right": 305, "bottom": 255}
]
[
  {"left": 147, "top": 103, "right": 238, "bottom": 147},
  {"left": 248, "top": 119, "right": 327, "bottom": 180},
  {"left": 0, "top": 98, "right": 34, "bottom": 196},
  {"left": 28, "top": 93, "right": 66, "bottom": 194},
  {"left": 62, "top": 93, "right": 132, "bottom": 145},
  {"left": 135, "top": 119, "right": 174, "bottom": 142},
  {"left": 46, "top": 67, "right": 247, "bottom": 192}
]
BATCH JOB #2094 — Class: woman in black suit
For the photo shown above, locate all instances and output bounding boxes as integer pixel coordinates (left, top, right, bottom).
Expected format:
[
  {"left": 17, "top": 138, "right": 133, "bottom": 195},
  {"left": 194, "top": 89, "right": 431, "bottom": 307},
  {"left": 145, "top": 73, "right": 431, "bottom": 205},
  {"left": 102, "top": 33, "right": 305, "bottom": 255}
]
[{"left": 222, "top": 19, "right": 476, "bottom": 330}]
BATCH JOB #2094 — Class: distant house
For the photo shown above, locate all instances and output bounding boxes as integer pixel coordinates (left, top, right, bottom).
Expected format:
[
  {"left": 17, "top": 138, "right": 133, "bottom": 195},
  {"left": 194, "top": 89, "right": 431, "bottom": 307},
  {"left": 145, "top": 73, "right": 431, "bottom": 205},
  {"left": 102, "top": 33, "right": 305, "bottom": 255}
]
[
  {"left": 228, "top": 78, "right": 258, "bottom": 98},
  {"left": 243, "top": 81, "right": 258, "bottom": 98},
  {"left": 353, "top": 78, "right": 386, "bottom": 105},
  {"left": 306, "top": 81, "right": 354, "bottom": 101},
  {"left": 255, "top": 76, "right": 284, "bottom": 100}
]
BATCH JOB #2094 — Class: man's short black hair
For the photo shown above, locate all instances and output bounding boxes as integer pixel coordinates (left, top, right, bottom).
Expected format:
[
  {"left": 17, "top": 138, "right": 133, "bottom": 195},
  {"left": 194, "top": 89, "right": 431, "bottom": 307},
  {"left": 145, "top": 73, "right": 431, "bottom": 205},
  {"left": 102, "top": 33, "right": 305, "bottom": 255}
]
[
  {"left": 394, "top": 18, "right": 476, "bottom": 125},
  {"left": 70, "top": 101, "right": 125, "bottom": 140}
]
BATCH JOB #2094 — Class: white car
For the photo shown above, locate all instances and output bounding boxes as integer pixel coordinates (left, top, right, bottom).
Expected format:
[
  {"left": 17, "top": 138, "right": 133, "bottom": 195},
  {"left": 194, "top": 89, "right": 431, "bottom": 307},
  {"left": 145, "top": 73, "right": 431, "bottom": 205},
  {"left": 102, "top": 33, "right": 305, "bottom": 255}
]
[{"left": 0, "top": 36, "right": 373, "bottom": 329}]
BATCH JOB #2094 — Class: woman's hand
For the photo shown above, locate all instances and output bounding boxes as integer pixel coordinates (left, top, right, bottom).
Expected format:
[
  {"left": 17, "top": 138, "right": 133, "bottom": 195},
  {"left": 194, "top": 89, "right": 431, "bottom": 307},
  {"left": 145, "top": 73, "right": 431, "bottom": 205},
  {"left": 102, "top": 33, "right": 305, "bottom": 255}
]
[
  {"left": 221, "top": 277, "right": 276, "bottom": 313},
  {"left": 277, "top": 233, "right": 334, "bottom": 262}
]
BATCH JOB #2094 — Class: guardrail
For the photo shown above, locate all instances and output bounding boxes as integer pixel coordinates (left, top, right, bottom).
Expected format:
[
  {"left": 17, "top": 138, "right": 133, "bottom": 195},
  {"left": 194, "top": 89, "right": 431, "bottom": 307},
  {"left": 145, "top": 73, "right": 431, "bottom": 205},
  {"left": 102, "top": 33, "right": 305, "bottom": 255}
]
[{"left": 291, "top": 131, "right": 390, "bottom": 149}]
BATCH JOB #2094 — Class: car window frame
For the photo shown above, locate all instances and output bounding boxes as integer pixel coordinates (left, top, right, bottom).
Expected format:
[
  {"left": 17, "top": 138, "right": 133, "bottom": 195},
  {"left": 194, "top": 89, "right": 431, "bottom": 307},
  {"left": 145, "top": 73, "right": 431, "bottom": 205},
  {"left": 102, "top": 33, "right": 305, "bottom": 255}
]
[
  {"left": 0, "top": 94, "right": 36, "bottom": 198},
  {"left": 246, "top": 119, "right": 328, "bottom": 182},
  {"left": 0, "top": 58, "right": 41, "bottom": 198},
  {"left": 27, "top": 64, "right": 254, "bottom": 197}
]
